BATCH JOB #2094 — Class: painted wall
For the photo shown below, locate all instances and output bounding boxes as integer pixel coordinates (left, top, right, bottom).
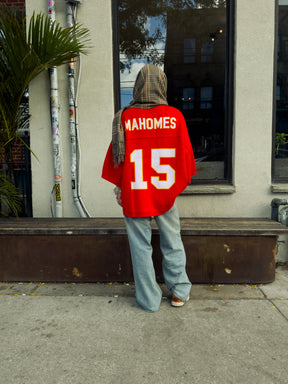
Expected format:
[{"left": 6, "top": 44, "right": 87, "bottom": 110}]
[
  {"left": 26, "top": 0, "right": 288, "bottom": 261},
  {"left": 26, "top": 0, "right": 116, "bottom": 218}
]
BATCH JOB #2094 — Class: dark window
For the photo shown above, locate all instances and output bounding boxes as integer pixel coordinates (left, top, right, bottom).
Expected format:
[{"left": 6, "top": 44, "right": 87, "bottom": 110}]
[
  {"left": 184, "top": 38, "right": 196, "bottom": 63},
  {"left": 200, "top": 86, "right": 213, "bottom": 109},
  {"left": 183, "top": 87, "right": 195, "bottom": 110},
  {"left": 273, "top": 1, "right": 288, "bottom": 182},
  {"left": 201, "top": 41, "right": 214, "bottom": 63},
  {"left": 113, "top": 0, "right": 234, "bottom": 183}
]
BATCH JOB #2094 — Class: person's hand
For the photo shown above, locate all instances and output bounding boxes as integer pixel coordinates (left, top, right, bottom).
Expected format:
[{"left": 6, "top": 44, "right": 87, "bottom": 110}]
[
  {"left": 116, "top": 189, "right": 122, "bottom": 206},
  {"left": 114, "top": 187, "right": 122, "bottom": 207}
]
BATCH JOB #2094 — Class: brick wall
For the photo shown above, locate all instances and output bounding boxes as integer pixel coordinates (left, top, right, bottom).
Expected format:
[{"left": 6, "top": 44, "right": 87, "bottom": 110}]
[
  {"left": 0, "top": 141, "right": 27, "bottom": 166},
  {"left": 0, "top": 0, "right": 25, "bottom": 11}
]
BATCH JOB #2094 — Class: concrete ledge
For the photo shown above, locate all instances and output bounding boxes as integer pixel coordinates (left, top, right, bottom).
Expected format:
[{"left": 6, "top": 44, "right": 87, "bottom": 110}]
[
  {"left": 0, "top": 217, "right": 286, "bottom": 236},
  {"left": 271, "top": 184, "right": 288, "bottom": 193},
  {"left": 182, "top": 184, "right": 236, "bottom": 194},
  {"left": 0, "top": 218, "right": 287, "bottom": 284}
]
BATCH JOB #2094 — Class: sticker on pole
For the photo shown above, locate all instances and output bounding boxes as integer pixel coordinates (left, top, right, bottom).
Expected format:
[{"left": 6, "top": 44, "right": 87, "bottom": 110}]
[{"left": 55, "top": 183, "right": 61, "bottom": 201}]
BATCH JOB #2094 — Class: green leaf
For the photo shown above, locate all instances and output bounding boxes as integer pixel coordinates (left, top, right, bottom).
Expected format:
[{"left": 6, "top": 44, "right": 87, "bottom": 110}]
[
  {"left": 0, "top": 173, "right": 22, "bottom": 216},
  {"left": 0, "top": 6, "right": 90, "bottom": 155}
]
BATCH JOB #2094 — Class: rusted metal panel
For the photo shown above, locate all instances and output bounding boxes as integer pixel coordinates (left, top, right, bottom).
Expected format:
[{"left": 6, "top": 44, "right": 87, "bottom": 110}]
[
  {"left": 0, "top": 217, "right": 283, "bottom": 283},
  {"left": 0, "top": 232, "right": 277, "bottom": 284},
  {"left": 185, "top": 236, "right": 277, "bottom": 284},
  {"left": 153, "top": 236, "right": 276, "bottom": 284},
  {"left": 0, "top": 235, "right": 132, "bottom": 282}
]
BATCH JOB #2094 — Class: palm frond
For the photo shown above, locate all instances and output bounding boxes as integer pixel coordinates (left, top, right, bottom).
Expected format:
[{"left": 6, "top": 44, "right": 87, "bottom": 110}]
[
  {"left": 28, "top": 12, "right": 90, "bottom": 71},
  {"left": 0, "top": 8, "right": 90, "bottom": 153},
  {"left": 0, "top": 173, "right": 22, "bottom": 216}
]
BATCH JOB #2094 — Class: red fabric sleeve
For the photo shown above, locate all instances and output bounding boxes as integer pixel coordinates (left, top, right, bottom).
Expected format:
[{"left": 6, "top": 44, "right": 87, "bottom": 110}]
[{"left": 101, "top": 142, "right": 123, "bottom": 187}]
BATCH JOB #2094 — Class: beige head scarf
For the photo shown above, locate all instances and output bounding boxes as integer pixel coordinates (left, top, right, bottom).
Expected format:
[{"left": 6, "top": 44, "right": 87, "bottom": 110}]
[{"left": 112, "top": 64, "right": 168, "bottom": 165}]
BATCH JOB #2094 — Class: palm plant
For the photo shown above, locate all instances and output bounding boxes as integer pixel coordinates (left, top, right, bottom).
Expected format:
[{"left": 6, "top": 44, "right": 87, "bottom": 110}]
[
  {"left": 275, "top": 132, "right": 288, "bottom": 157},
  {"left": 0, "top": 173, "right": 22, "bottom": 217},
  {"left": 0, "top": 6, "right": 90, "bottom": 216}
]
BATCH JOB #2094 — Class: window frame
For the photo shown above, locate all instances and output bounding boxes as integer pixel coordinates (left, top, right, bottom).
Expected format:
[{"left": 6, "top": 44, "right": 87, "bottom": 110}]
[
  {"left": 112, "top": 0, "right": 235, "bottom": 185},
  {"left": 272, "top": 0, "right": 288, "bottom": 183}
]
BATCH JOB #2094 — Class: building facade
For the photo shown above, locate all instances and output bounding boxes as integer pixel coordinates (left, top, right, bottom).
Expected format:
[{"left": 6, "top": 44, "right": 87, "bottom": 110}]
[{"left": 24, "top": 0, "right": 288, "bottom": 261}]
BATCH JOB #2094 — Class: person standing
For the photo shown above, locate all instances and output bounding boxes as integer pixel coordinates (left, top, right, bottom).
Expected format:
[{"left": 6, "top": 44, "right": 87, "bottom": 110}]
[{"left": 102, "top": 64, "right": 196, "bottom": 312}]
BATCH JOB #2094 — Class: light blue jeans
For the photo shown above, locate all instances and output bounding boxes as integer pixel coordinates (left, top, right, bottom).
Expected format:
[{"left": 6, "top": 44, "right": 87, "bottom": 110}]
[{"left": 124, "top": 203, "right": 191, "bottom": 312}]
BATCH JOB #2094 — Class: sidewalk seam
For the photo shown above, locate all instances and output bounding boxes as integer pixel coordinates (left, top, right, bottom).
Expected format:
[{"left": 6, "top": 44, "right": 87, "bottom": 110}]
[{"left": 268, "top": 298, "right": 288, "bottom": 322}]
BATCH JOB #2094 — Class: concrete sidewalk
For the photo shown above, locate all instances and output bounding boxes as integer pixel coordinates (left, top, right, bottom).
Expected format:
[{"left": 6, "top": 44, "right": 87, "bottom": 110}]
[{"left": 0, "top": 266, "right": 288, "bottom": 384}]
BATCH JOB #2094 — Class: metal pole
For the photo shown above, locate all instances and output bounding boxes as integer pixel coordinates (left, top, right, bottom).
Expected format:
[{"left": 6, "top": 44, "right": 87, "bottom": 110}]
[
  {"left": 67, "top": 1, "right": 89, "bottom": 217},
  {"left": 48, "top": 0, "right": 63, "bottom": 217}
]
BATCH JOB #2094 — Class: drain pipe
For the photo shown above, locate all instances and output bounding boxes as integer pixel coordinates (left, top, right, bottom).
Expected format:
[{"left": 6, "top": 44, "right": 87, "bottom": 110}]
[
  {"left": 271, "top": 198, "right": 288, "bottom": 221},
  {"left": 48, "top": 0, "right": 63, "bottom": 217},
  {"left": 66, "top": 0, "right": 90, "bottom": 217}
]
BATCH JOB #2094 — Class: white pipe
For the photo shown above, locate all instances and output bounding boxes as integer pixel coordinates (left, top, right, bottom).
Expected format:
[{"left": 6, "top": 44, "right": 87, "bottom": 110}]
[
  {"left": 48, "top": 0, "right": 63, "bottom": 217},
  {"left": 66, "top": 1, "right": 90, "bottom": 217}
]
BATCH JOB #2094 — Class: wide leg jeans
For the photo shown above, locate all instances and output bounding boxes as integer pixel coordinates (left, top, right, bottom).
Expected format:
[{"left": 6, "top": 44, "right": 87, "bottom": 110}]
[{"left": 124, "top": 204, "right": 191, "bottom": 312}]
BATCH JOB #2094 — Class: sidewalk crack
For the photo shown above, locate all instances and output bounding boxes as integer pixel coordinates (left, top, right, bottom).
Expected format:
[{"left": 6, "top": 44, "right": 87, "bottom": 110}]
[
  {"left": 268, "top": 298, "right": 288, "bottom": 322},
  {"left": 258, "top": 287, "right": 268, "bottom": 298}
]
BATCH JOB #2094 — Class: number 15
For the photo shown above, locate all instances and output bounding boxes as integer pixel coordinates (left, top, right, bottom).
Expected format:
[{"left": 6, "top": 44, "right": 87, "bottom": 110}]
[{"left": 130, "top": 148, "right": 176, "bottom": 190}]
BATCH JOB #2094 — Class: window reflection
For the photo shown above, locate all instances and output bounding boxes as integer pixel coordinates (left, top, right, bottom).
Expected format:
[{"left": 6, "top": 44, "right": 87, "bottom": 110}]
[
  {"left": 184, "top": 38, "right": 196, "bottom": 63},
  {"left": 201, "top": 41, "right": 214, "bottom": 63},
  {"left": 118, "top": 0, "right": 230, "bottom": 182},
  {"left": 183, "top": 88, "right": 195, "bottom": 110},
  {"left": 200, "top": 87, "right": 213, "bottom": 109},
  {"left": 273, "top": 1, "right": 288, "bottom": 181}
]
